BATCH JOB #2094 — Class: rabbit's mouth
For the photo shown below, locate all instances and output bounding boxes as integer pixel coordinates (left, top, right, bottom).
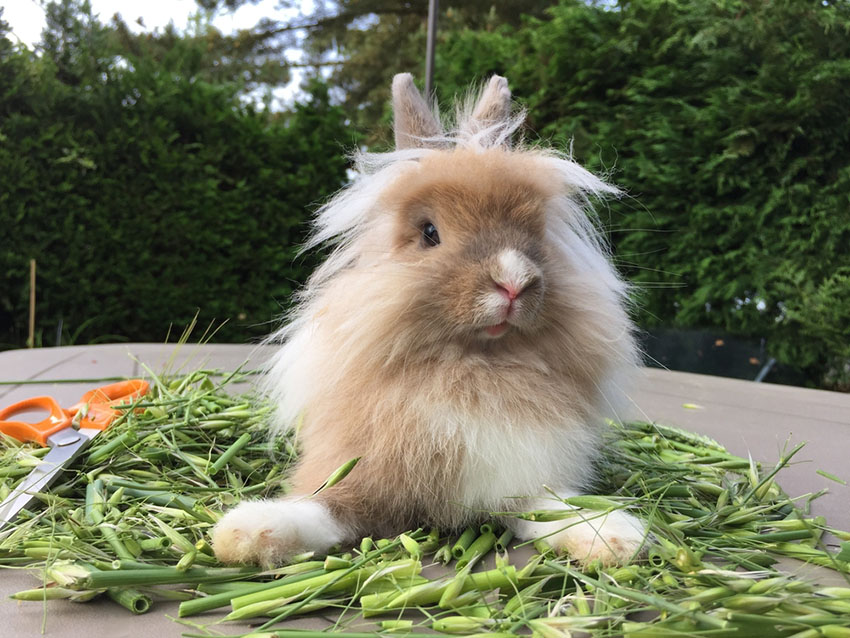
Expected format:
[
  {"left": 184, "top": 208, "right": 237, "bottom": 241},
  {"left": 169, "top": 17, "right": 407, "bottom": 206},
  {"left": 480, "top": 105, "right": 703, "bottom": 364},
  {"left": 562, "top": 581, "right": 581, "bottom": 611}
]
[
  {"left": 476, "top": 275, "right": 544, "bottom": 339},
  {"left": 483, "top": 321, "right": 509, "bottom": 338},
  {"left": 476, "top": 285, "right": 542, "bottom": 339}
]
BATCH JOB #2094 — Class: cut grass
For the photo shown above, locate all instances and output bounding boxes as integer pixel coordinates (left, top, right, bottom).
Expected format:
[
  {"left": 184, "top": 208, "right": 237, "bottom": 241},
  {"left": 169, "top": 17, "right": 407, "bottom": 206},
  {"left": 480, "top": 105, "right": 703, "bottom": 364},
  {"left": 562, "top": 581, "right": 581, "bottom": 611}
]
[{"left": 1, "top": 368, "right": 849, "bottom": 638}]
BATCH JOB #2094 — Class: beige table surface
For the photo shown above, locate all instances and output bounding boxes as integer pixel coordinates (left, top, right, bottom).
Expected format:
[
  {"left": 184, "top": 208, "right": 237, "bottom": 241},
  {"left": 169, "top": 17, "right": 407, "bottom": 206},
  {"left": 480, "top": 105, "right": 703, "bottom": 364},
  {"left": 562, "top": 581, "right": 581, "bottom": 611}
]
[{"left": 1, "top": 344, "right": 849, "bottom": 637}]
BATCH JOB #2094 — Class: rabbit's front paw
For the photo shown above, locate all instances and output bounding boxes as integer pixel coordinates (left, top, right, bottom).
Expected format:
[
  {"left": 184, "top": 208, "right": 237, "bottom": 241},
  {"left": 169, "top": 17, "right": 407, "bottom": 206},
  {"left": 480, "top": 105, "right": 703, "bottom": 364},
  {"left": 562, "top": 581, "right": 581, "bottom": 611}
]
[
  {"left": 550, "top": 509, "right": 646, "bottom": 567},
  {"left": 211, "top": 498, "right": 345, "bottom": 567}
]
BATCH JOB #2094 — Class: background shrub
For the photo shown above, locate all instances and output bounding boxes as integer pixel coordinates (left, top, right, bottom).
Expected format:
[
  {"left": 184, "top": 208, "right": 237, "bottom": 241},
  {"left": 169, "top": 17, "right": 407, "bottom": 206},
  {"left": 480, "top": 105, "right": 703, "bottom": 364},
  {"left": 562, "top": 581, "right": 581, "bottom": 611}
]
[
  {"left": 429, "top": 0, "right": 850, "bottom": 388},
  {"left": 2, "top": 0, "right": 848, "bottom": 390},
  {"left": 0, "top": 10, "right": 350, "bottom": 346}
]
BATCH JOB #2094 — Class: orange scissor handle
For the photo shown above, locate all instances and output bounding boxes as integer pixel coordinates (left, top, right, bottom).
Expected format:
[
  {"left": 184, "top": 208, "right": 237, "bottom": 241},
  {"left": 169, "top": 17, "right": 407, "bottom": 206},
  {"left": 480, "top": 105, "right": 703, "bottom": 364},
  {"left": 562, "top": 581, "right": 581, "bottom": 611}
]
[
  {"left": 0, "top": 396, "right": 73, "bottom": 446},
  {"left": 68, "top": 379, "right": 150, "bottom": 430}
]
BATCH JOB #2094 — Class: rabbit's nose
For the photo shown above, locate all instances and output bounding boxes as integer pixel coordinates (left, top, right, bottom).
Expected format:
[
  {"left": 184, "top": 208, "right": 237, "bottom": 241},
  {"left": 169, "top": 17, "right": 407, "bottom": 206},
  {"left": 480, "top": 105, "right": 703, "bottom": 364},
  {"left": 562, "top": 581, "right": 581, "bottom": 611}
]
[
  {"left": 494, "top": 281, "right": 521, "bottom": 301},
  {"left": 496, "top": 281, "right": 522, "bottom": 301},
  {"left": 492, "top": 249, "right": 542, "bottom": 300},
  {"left": 493, "top": 278, "right": 539, "bottom": 308}
]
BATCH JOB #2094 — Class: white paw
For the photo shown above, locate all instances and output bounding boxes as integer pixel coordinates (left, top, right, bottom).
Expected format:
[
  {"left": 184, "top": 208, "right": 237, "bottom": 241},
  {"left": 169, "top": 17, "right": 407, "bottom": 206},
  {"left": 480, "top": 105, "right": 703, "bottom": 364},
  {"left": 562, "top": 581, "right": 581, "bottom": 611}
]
[
  {"left": 211, "top": 498, "right": 346, "bottom": 567},
  {"left": 549, "top": 509, "right": 646, "bottom": 567}
]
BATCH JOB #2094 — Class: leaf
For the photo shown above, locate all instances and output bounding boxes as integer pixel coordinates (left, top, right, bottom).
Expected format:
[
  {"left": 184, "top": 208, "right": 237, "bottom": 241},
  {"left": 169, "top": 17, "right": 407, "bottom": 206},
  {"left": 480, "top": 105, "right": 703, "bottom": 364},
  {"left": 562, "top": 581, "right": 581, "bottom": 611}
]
[
  {"left": 311, "top": 457, "right": 361, "bottom": 496},
  {"left": 816, "top": 470, "right": 848, "bottom": 486}
]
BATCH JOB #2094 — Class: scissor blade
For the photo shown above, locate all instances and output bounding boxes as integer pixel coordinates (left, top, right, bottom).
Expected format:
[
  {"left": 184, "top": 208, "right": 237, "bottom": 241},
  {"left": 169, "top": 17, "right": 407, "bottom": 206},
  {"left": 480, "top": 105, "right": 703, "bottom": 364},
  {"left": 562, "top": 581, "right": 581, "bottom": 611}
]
[{"left": 0, "top": 428, "right": 99, "bottom": 532}]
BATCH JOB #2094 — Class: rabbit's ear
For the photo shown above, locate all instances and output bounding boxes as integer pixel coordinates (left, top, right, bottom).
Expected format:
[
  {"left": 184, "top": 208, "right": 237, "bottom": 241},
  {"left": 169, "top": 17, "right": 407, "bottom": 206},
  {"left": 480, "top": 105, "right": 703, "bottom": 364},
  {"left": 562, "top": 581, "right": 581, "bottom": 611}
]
[
  {"left": 393, "top": 73, "right": 444, "bottom": 150},
  {"left": 471, "top": 75, "right": 512, "bottom": 127}
]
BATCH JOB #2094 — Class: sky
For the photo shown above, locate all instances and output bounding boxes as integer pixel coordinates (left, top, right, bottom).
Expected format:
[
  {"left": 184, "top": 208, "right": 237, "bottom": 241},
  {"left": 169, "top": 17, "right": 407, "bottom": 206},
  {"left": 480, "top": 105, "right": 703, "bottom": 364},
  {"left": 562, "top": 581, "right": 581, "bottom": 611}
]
[
  {"left": 3, "top": 0, "right": 290, "bottom": 47},
  {"left": 2, "top": 0, "right": 309, "bottom": 105}
]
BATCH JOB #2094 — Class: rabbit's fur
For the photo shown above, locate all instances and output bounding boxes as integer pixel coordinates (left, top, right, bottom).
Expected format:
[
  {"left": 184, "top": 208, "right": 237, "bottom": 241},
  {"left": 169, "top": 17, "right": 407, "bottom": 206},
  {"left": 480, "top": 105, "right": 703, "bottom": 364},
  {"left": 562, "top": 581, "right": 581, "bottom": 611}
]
[{"left": 212, "top": 74, "right": 646, "bottom": 567}]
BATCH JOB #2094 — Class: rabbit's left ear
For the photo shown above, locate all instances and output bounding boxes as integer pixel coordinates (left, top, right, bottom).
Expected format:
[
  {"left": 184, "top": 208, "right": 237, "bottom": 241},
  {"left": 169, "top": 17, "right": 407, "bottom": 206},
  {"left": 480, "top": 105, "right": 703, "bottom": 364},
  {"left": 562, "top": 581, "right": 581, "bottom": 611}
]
[
  {"left": 471, "top": 75, "right": 512, "bottom": 128},
  {"left": 458, "top": 75, "right": 515, "bottom": 147},
  {"left": 392, "top": 73, "right": 445, "bottom": 150}
]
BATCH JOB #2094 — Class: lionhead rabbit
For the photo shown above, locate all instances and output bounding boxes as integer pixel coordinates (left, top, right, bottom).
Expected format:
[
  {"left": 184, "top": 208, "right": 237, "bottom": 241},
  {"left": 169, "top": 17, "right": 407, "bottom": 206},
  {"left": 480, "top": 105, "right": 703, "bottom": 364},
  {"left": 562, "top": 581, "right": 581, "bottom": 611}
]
[{"left": 212, "top": 74, "right": 646, "bottom": 567}]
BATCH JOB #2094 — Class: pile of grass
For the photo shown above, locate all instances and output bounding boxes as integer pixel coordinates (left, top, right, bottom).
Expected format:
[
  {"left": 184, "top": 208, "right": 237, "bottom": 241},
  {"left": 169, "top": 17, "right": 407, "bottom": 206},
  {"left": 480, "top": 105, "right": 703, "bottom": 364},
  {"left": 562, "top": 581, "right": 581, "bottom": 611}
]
[{"left": 2, "top": 369, "right": 849, "bottom": 638}]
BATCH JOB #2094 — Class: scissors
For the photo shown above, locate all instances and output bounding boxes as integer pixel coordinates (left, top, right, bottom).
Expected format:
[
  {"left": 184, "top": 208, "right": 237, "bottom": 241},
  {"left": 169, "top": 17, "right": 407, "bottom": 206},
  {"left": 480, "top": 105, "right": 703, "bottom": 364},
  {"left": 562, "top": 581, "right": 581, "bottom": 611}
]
[{"left": 0, "top": 379, "right": 149, "bottom": 531}]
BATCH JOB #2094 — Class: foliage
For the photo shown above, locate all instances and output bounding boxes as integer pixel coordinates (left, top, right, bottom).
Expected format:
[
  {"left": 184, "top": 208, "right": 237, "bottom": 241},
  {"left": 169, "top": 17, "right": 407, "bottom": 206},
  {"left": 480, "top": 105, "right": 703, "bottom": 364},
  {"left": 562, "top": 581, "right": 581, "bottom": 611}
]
[
  {"left": 208, "top": 0, "right": 848, "bottom": 387},
  {"left": 2, "top": 0, "right": 848, "bottom": 390},
  {"left": 41, "top": 0, "right": 292, "bottom": 95},
  {"left": 0, "top": 2, "right": 351, "bottom": 347},
  {"left": 425, "top": 0, "right": 850, "bottom": 389},
  {"left": 191, "top": 0, "right": 556, "bottom": 144},
  {"left": 3, "top": 371, "right": 850, "bottom": 632},
  {"left": 302, "top": 1, "right": 556, "bottom": 143},
  {"left": 106, "top": 11, "right": 293, "bottom": 96}
]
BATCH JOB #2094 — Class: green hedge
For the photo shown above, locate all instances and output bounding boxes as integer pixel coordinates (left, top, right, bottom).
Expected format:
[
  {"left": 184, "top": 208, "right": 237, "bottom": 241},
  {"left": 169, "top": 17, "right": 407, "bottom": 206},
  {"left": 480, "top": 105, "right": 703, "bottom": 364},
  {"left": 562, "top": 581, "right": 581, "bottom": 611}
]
[
  {"left": 432, "top": 0, "right": 850, "bottom": 388},
  {"left": 0, "top": 39, "right": 350, "bottom": 347},
  {"left": 3, "top": 1, "right": 848, "bottom": 390}
]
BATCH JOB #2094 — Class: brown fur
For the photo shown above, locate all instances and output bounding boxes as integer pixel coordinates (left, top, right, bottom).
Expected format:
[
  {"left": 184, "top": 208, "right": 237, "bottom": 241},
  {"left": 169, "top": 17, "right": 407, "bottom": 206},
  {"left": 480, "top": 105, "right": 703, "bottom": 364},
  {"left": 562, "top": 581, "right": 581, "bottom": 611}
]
[
  {"left": 286, "top": 147, "right": 630, "bottom": 536},
  {"left": 212, "top": 74, "right": 643, "bottom": 567},
  {"left": 393, "top": 73, "right": 444, "bottom": 150}
]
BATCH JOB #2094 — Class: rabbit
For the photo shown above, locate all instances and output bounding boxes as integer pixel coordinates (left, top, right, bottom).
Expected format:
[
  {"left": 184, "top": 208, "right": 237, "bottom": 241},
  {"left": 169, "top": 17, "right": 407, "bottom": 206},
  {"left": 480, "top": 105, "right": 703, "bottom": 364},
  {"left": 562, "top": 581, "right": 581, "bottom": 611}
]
[{"left": 211, "top": 73, "right": 647, "bottom": 568}]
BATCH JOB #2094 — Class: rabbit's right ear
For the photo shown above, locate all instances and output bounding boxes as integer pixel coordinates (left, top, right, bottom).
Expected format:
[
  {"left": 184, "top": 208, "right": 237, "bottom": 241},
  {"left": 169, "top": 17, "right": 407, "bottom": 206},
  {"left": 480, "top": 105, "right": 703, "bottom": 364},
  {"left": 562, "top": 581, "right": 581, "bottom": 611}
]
[{"left": 392, "top": 73, "right": 444, "bottom": 150}]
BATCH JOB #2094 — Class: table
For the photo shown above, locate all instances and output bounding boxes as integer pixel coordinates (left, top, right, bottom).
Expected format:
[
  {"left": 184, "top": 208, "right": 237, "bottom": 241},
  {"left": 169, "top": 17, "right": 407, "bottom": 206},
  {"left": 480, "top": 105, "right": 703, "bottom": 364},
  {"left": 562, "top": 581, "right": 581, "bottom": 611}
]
[{"left": 2, "top": 344, "right": 848, "bottom": 637}]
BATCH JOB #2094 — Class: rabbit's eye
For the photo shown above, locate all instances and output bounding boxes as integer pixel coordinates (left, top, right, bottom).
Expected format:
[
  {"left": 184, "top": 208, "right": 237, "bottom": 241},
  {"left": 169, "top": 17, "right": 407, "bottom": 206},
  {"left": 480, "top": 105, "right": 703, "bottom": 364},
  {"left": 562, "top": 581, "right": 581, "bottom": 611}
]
[{"left": 421, "top": 222, "right": 440, "bottom": 248}]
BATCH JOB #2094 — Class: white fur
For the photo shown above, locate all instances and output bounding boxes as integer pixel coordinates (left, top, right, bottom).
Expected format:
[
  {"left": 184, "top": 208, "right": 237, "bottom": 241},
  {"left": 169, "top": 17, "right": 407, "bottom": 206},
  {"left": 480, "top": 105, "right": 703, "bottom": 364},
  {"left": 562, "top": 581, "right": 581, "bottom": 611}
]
[
  {"left": 240, "top": 77, "right": 644, "bottom": 568},
  {"left": 508, "top": 492, "right": 647, "bottom": 566},
  {"left": 496, "top": 248, "right": 537, "bottom": 293},
  {"left": 262, "top": 144, "right": 629, "bottom": 433},
  {"left": 424, "top": 407, "right": 598, "bottom": 515},
  {"left": 211, "top": 498, "right": 347, "bottom": 566},
  {"left": 478, "top": 290, "right": 510, "bottom": 324}
]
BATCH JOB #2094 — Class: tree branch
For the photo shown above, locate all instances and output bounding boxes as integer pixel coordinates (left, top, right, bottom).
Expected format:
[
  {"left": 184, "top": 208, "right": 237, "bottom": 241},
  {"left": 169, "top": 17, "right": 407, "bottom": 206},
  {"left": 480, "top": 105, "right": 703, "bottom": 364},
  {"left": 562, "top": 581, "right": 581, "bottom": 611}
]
[{"left": 259, "top": 8, "right": 422, "bottom": 37}]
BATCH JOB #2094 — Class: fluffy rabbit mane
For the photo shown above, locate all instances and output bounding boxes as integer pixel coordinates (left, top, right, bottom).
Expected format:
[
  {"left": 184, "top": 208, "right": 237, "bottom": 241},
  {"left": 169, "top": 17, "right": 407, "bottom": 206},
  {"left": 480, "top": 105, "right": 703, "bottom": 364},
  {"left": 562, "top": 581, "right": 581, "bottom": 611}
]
[{"left": 259, "top": 75, "right": 638, "bottom": 529}]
